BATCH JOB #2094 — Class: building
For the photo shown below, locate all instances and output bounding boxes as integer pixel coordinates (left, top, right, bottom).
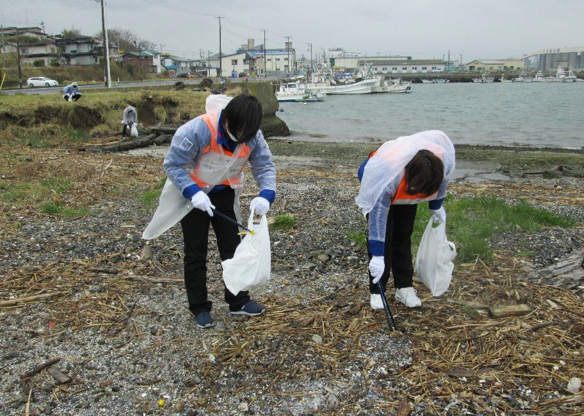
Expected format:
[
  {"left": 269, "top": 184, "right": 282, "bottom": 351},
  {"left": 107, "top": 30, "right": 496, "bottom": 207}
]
[
  {"left": 522, "top": 46, "right": 584, "bottom": 71},
  {"left": 121, "top": 49, "right": 162, "bottom": 74},
  {"left": 466, "top": 59, "right": 524, "bottom": 72},
  {"left": 250, "top": 48, "right": 296, "bottom": 77},
  {"left": 222, "top": 51, "right": 255, "bottom": 78},
  {"left": 161, "top": 56, "right": 206, "bottom": 76},
  {"left": 0, "top": 26, "right": 48, "bottom": 39},
  {"left": 19, "top": 42, "right": 59, "bottom": 66},
  {"left": 358, "top": 59, "right": 445, "bottom": 75},
  {"left": 56, "top": 36, "right": 103, "bottom": 66},
  {"left": 210, "top": 39, "right": 296, "bottom": 78}
]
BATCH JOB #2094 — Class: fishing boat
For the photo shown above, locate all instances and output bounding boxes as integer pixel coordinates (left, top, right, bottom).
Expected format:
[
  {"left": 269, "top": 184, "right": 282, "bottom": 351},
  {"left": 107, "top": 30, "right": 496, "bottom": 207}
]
[
  {"left": 275, "top": 82, "right": 325, "bottom": 102},
  {"left": 472, "top": 73, "right": 495, "bottom": 83},
  {"left": 556, "top": 66, "right": 577, "bottom": 83},
  {"left": 305, "top": 76, "right": 380, "bottom": 95},
  {"left": 421, "top": 79, "right": 449, "bottom": 84},
  {"left": 371, "top": 77, "right": 412, "bottom": 93},
  {"left": 514, "top": 72, "right": 533, "bottom": 83},
  {"left": 533, "top": 71, "right": 546, "bottom": 82}
]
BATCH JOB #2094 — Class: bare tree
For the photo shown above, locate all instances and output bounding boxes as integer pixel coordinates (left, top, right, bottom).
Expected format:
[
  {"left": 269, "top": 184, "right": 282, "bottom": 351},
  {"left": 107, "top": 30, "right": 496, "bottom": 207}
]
[{"left": 94, "top": 28, "right": 155, "bottom": 52}]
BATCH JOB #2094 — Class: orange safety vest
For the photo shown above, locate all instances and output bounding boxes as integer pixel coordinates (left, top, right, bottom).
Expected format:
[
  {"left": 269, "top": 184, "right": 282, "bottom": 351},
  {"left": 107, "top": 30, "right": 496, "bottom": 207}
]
[
  {"left": 190, "top": 114, "right": 251, "bottom": 189},
  {"left": 368, "top": 149, "right": 440, "bottom": 205}
]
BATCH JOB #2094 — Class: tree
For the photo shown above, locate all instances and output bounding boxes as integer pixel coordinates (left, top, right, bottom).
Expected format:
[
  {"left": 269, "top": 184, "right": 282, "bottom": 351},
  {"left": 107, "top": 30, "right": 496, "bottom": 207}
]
[
  {"left": 94, "top": 28, "right": 155, "bottom": 53},
  {"left": 61, "top": 28, "right": 82, "bottom": 39}
]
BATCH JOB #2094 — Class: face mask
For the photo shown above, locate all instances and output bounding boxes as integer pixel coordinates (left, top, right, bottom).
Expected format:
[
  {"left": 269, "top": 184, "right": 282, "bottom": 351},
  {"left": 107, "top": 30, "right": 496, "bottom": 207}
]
[{"left": 226, "top": 128, "right": 240, "bottom": 143}]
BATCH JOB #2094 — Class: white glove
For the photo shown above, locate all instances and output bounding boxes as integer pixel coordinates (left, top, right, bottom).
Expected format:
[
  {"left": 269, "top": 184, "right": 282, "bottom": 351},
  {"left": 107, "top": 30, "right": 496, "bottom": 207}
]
[
  {"left": 191, "top": 191, "right": 215, "bottom": 216},
  {"left": 430, "top": 207, "right": 446, "bottom": 223},
  {"left": 250, "top": 197, "right": 270, "bottom": 216},
  {"left": 369, "top": 256, "right": 385, "bottom": 284}
]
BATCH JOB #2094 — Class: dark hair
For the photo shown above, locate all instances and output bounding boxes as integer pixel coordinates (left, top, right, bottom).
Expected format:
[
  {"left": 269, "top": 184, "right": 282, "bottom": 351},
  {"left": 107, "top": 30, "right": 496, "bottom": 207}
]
[
  {"left": 404, "top": 149, "right": 444, "bottom": 196},
  {"left": 223, "top": 93, "right": 262, "bottom": 142}
]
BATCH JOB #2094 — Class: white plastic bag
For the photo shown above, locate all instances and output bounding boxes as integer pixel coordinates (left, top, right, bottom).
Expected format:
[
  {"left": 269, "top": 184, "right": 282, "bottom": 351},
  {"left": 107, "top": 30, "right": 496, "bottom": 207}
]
[
  {"left": 130, "top": 123, "right": 139, "bottom": 138},
  {"left": 222, "top": 209, "right": 271, "bottom": 295},
  {"left": 415, "top": 218, "right": 456, "bottom": 297}
]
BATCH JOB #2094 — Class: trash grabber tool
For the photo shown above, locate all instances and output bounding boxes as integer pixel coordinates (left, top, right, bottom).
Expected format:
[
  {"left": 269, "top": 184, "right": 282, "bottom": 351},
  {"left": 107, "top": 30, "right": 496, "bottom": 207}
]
[
  {"left": 211, "top": 208, "right": 254, "bottom": 234},
  {"left": 377, "top": 281, "right": 398, "bottom": 332}
]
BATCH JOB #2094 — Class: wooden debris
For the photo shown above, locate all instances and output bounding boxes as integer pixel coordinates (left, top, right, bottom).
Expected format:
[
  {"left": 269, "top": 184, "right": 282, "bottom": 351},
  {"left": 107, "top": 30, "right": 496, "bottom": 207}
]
[
  {"left": 47, "top": 367, "right": 72, "bottom": 384},
  {"left": 488, "top": 304, "right": 533, "bottom": 318},
  {"left": 0, "top": 291, "right": 64, "bottom": 308},
  {"left": 521, "top": 250, "right": 584, "bottom": 290},
  {"left": 397, "top": 400, "right": 412, "bottom": 416},
  {"left": 21, "top": 358, "right": 61, "bottom": 380}
]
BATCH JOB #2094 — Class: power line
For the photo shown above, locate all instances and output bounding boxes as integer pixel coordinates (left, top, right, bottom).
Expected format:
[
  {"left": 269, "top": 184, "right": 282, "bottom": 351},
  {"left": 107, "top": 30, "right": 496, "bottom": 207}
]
[{"left": 140, "top": 0, "right": 218, "bottom": 17}]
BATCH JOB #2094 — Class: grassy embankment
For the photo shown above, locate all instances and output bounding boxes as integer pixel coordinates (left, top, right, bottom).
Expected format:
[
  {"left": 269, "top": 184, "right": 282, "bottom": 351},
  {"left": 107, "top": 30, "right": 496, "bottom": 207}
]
[
  {"left": 0, "top": 62, "right": 168, "bottom": 89},
  {"left": 1, "top": 90, "right": 583, "bottom": 264}
]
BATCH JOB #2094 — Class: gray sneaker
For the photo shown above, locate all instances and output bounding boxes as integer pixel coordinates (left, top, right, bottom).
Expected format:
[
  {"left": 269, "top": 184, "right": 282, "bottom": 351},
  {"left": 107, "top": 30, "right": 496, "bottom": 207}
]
[{"left": 230, "top": 301, "right": 265, "bottom": 316}]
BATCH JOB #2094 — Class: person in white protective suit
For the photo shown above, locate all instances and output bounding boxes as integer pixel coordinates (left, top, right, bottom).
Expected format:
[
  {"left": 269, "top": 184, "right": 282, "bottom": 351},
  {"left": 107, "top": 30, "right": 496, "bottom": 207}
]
[
  {"left": 121, "top": 106, "right": 138, "bottom": 138},
  {"left": 142, "top": 93, "right": 276, "bottom": 329},
  {"left": 355, "top": 131, "right": 455, "bottom": 309},
  {"left": 62, "top": 82, "right": 81, "bottom": 102}
]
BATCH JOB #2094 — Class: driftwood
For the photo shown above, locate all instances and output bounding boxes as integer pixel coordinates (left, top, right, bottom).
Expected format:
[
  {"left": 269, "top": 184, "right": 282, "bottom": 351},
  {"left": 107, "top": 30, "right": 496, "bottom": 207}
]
[
  {"left": 488, "top": 304, "right": 533, "bottom": 318},
  {"left": 21, "top": 358, "right": 61, "bottom": 380},
  {"left": 0, "top": 291, "right": 64, "bottom": 308},
  {"left": 520, "top": 250, "right": 584, "bottom": 290},
  {"left": 47, "top": 367, "right": 72, "bottom": 384}
]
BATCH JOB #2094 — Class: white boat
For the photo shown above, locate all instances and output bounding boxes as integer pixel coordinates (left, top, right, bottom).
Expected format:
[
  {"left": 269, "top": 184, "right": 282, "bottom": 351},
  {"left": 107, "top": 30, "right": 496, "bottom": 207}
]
[
  {"left": 557, "top": 66, "right": 577, "bottom": 83},
  {"left": 371, "top": 77, "right": 412, "bottom": 93},
  {"left": 514, "top": 72, "right": 533, "bottom": 83},
  {"left": 305, "top": 77, "right": 380, "bottom": 95},
  {"left": 500, "top": 75, "right": 513, "bottom": 83},
  {"left": 533, "top": 71, "right": 546, "bottom": 82},
  {"left": 421, "top": 78, "right": 449, "bottom": 84},
  {"left": 275, "top": 82, "right": 325, "bottom": 102},
  {"left": 473, "top": 73, "right": 495, "bottom": 83}
]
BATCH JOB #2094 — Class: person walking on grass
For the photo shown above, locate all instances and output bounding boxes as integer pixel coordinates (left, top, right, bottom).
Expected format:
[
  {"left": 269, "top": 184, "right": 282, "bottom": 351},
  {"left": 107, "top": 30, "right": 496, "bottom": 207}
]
[
  {"left": 355, "top": 130, "right": 455, "bottom": 309},
  {"left": 62, "top": 82, "right": 81, "bottom": 102},
  {"left": 143, "top": 93, "right": 276, "bottom": 329}
]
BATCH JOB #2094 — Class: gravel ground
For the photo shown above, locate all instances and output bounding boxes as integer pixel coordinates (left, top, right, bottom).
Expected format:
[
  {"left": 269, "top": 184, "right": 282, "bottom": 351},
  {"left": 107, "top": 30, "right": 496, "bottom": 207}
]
[{"left": 1, "top": 149, "right": 583, "bottom": 415}]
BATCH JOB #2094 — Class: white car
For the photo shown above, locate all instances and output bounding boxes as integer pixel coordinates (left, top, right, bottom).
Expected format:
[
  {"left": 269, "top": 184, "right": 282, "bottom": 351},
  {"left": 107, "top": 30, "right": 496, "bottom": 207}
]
[
  {"left": 432, "top": 68, "right": 444, "bottom": 73},
  {"left": 27, "top": 77, "right": 59, "bottom": 88}
]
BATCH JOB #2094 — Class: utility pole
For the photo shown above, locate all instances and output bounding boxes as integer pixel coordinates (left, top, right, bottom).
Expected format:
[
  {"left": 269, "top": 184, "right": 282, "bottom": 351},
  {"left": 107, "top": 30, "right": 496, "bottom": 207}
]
[
  {"left": 15, "top": 29, "right": 22, "bottom": 88},
  {"left": 1, "top": 24, "right": 6, "bottom": 68},
  {"left": 216, "top": 16, "right": 223, "bottom": 78},
  {"left": 285, "top": 36, "right": 291, "bottom": 76},
  {"left": 309, "top": 43, "right": 313, "bottom": 74},
  {"left": 159, "top": 43, "right": 165, "bottom": 56},
  {"left": 447, "top": 49, "right": 450, "bottom": 71},
  {"left": 261, "top": 29, "right": 267, "bottom": 77},
  {"left": 460, "top": 54, "right": 463, "bottom": 69},
  {"left": 100, "top": 0, "right": 112, "bottom": 87}
]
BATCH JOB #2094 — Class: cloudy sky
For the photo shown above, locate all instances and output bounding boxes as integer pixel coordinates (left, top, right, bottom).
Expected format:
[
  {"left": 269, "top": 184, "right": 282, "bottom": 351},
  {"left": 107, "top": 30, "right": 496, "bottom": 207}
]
[{"left": 2, "top": 0, "right": 584, "bottom": 62}]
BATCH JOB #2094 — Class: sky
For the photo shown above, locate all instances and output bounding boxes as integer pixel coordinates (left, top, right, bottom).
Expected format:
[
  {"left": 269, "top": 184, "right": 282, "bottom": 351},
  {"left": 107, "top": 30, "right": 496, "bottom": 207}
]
[{"left": 2, "top": 0, "right": 584, "bottom": 62}]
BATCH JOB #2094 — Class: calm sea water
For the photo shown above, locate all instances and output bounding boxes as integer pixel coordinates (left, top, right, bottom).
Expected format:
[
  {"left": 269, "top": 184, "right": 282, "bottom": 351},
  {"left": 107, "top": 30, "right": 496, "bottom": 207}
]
[{"left": 275, "top": 82, "right": 584, "bottom": 148}]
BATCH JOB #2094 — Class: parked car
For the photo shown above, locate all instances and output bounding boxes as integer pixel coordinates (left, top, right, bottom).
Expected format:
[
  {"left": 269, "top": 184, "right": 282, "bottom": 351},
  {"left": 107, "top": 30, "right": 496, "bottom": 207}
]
[
  {"left": 27, "top": 77, "right": 59, "bottom": 88},
  {"left": 432, "top": 68, "right": 444, "bottom": 73}
]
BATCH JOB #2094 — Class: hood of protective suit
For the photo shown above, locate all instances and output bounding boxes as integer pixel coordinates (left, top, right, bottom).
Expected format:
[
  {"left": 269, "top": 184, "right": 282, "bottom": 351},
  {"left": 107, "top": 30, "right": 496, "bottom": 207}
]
[
  {"left": 205, "top": 94, "right": 232, "bottom": 119},
  {"left": 355, "top": 130, "right": 455, "bottom": 215}
]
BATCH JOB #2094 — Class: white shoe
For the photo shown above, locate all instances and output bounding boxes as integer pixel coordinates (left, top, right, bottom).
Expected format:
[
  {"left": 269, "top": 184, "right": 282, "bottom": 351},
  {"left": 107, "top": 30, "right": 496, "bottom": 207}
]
[
  {"left": 370, "top": 294, "right": 384, "bottom": 310},
  {"left": 395, "top": 287, "right": 422, "bottom": 308}
]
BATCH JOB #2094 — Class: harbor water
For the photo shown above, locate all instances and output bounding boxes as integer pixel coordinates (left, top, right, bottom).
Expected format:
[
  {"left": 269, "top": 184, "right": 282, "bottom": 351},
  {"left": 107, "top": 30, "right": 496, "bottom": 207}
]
[{"left": 275, "top": 82, "right": 584, "bottom": 148}]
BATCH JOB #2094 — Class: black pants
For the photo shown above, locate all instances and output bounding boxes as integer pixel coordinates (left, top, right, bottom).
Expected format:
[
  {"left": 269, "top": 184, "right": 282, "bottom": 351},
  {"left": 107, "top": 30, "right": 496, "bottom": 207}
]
[
  {"left": 368, "top": 204, "right": 418, "bottom": 294},
  {"left": 180, "top": 188, "right": 250, "bottom": 315}
]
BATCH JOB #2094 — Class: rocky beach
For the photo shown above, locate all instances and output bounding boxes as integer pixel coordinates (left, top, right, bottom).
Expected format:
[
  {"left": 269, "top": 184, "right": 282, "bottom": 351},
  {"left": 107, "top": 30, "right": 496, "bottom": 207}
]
[{"left": 1, "top": 135, "right": 584, "bottom": 415}]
